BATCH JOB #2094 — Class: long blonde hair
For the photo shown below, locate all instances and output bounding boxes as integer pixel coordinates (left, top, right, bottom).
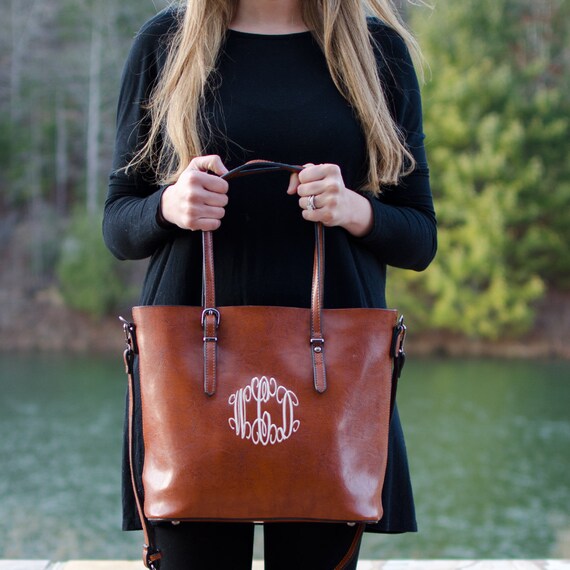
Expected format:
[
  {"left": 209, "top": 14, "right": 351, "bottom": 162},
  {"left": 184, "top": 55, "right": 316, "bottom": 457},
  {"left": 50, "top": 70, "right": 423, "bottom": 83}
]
[{"left": 132, "top": 0, "right": 426, "bottom": 194}]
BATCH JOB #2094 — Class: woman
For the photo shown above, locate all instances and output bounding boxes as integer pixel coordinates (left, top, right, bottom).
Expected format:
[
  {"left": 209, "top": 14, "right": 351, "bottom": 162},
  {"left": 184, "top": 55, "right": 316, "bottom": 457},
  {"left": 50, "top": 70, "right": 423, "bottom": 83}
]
[{"left": 104, "top": 0, "right": 436, "bottom": 568}]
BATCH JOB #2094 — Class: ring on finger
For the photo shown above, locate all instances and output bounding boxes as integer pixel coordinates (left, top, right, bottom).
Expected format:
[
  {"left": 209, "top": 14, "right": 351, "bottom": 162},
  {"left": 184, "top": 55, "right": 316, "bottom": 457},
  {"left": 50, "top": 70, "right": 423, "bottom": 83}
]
[{"left": 307, "top": 195, "right": 317, "bottom": 211}]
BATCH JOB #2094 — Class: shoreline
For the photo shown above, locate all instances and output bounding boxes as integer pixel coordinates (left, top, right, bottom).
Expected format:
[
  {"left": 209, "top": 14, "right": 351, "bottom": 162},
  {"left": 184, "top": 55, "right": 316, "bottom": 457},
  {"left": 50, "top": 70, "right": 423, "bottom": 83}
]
[
  {"left": 1, "top": 287, "right": 568, "bottom": 359},
  {"left": 2, "top": 560, "right": 570, "bottom": 570}
]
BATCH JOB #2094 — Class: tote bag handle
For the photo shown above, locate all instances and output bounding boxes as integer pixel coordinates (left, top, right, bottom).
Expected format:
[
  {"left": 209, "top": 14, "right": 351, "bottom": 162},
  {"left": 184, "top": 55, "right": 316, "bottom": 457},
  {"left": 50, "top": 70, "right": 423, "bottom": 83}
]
[{"left": 201, "top": 161, "right": 328, "bottom": 396}]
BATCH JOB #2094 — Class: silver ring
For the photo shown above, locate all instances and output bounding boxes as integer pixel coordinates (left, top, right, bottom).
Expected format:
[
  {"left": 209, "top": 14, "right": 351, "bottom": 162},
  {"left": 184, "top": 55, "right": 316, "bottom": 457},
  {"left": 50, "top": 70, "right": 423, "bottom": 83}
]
[{"left": 307, "top": 195, "right": 316, "bottom": 211}]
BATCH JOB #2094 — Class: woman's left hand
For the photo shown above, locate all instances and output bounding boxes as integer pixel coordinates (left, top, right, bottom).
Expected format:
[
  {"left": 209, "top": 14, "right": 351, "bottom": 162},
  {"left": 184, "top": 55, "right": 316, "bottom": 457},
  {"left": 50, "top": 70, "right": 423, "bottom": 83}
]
[{"left": 287, "top": 163, "right": 374, "bottom": 238}]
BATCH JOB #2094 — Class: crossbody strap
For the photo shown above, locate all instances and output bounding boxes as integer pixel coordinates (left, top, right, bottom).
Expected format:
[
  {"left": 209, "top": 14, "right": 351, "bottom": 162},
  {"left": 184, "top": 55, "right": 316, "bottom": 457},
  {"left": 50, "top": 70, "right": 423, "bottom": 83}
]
[{"left": 120, "top": 324, "right": 162, "bottom": 570}]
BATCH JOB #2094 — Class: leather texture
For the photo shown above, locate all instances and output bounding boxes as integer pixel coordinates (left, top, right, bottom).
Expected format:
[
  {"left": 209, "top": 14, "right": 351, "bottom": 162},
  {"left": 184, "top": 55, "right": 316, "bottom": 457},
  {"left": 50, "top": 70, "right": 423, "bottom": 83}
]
[
  {"left": 127, "top": 161, "right": 402, "bottom": 528},
  {"left": 134, "top": 303, "right": 398, "bottom": 523}
]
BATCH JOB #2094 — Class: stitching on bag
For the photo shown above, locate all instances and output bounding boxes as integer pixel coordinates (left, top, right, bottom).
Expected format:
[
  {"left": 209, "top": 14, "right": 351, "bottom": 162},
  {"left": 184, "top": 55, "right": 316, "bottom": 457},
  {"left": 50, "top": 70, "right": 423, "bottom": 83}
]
[{"left": 212, "top": 341, "right": 216, "bottom": 392}]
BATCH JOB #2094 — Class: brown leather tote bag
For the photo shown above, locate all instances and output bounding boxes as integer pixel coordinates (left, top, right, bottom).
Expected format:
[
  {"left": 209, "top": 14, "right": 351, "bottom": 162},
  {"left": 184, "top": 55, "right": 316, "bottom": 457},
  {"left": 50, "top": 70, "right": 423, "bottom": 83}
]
[{"left": 121, "top": 161, "right": 407, "bottom": 569}]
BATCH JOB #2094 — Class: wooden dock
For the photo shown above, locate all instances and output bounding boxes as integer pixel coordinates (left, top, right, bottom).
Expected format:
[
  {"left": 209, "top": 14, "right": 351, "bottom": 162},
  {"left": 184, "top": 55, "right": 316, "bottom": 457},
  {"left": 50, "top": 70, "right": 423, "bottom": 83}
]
[{"left": 1, "top": 561, "right": 569, "bottom": 570}]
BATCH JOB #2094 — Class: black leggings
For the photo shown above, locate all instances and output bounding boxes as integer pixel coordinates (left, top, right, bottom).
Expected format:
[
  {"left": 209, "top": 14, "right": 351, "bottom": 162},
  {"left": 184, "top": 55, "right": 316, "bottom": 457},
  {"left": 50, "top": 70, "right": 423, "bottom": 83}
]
[{"left": 153, "top": 521, "right": 365, "bottom": 570}]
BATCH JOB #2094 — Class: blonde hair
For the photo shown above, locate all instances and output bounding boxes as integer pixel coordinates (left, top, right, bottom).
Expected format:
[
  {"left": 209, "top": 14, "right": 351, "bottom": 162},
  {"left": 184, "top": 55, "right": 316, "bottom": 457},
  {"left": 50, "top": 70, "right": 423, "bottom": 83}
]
[{"left": 132, "top": 0, "right": 426, "bottom": 194}]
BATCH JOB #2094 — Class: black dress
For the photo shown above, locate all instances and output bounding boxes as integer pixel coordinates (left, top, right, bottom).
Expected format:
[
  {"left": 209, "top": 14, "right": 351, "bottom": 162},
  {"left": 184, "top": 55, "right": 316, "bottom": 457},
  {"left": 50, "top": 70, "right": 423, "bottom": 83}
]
[{"left": 104, "top": 8, "right": 436, "bottom": 534}]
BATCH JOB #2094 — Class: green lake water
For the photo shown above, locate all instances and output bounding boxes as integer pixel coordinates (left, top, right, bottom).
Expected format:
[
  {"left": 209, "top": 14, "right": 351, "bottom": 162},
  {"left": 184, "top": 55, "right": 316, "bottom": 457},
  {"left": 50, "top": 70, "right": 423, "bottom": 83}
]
[{"left": 1, "top": 354, "right": 569, "bottom": 560}]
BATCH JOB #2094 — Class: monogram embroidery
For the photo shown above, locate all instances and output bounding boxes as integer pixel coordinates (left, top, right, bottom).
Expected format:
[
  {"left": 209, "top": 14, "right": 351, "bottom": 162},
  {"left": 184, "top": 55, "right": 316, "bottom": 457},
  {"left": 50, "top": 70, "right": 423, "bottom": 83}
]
[{"left": 228, "top": 376, "right": 300, "bottom": 446}]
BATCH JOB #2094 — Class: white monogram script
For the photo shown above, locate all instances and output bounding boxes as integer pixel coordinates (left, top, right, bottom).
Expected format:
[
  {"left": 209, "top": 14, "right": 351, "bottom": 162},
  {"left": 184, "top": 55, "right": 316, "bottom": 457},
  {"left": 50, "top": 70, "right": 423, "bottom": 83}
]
[{"left": 228, "top": 376, "right": 300, "bottom": 446}]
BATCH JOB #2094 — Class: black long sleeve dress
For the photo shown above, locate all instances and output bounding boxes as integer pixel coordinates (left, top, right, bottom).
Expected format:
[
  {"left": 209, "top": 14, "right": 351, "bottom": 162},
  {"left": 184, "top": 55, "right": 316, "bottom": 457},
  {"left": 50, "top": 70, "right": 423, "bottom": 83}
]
[{"left": 104, "top": 8, "right": 437, "bottom": 534}]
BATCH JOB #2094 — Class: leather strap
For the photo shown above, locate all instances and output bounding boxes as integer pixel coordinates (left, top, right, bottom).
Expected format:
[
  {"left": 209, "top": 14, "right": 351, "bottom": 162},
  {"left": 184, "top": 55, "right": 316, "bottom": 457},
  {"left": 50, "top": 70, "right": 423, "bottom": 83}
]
[
  {"left": 202, "top": 231, "right": 219, "bottom": 396},
  {"left": 389, "top": 316, "right": 407, "bottom": 419},
  {"left": 223, "top": 160, "right": 303, "bottom": 179},
  {"left": 201, "top": 160, "right": 330, "bottom": 396},
  {"left": 334, "top": 524, "right": 365, "bottom": 570},
  {"left": 121, "top": 320, "right": 162, "bottom": 570},
  {"left": 310, "top": 223, "right": 327, "bottom": 393}
]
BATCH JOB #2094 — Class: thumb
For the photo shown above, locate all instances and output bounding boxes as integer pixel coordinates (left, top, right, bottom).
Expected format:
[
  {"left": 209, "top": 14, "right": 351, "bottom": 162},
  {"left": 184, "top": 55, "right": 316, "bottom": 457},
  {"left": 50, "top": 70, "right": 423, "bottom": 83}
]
[
  {"left": 187, "top": 155, "right": 229, "bottom": 176},
  {"left": 286, "top": 172, "right": 300, "bottom": 195}
]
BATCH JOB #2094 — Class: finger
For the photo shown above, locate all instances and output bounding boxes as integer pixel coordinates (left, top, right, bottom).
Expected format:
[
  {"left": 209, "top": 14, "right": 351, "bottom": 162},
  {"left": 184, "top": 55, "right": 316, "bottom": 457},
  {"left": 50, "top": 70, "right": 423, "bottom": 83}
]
[
  {"left": 184, "top": 186, "right": 228, "bottom": 215},
  {"left": 185, "top": 169, "right": 229, "bottom": 195},
  {"left": 187, "top": 155, "right": 229, "bottom": 176},
  {"left": 297, "top": 165, "right": 328, "bottom": 197},
  {"left": 299, "top": 163, "right": 341, "bottom": 186},
  {"left": 179, "top": 204, "right": 226, "bottom": 231},
  {"left": 198, "top": 205, "right": 227, "bottom": 221},
  {"left": 205, "top": 155, "right": 229, "bottom": 176},
  {"left": 286, "top": 172, "right": 300, "bottom": 195},
  {"left": 203, "top": 174, "right": 229, "bottom": 195},
  {"left": 301, "top": 208, "right": 319, "bottom": 223},
  {"left": 296, "top": 180, "right": 325, "bottom": 198},
  {"left": 300, "top": 194, "right": 322, "bottom": 211},
  {"left": 302, "top": 205, "right": 336, "bottom": 227},
  {"left": 195, "top": 218, "right": 223, "bottom": 232},
  {"left": 202, "top": 188, "right": 229, "bottom": 208},
  {"left": 298, "top": 163, "right": 324, "bottom": 184}
]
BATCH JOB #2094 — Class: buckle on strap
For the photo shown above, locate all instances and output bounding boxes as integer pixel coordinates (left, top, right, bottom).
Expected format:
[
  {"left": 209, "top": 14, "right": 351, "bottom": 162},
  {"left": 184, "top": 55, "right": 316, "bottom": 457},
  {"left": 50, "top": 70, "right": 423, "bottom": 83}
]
[
  {"left": 390, "top": 316, "right": 407, "bottom": 379},
  {"left": 201, "top": 308, "right": 221, "bottom": 328},
  {"left": 143, "top": 545, "right": 162, "bottom": 569},
  {"left": 390, "top": 316, "right": 406, "bottom": 357},
  {"left": 119, "top": 316, "right": 138, "bottom": 355},
  {"left": 310, "top": 337, "right": 325, "bottom": 354}
]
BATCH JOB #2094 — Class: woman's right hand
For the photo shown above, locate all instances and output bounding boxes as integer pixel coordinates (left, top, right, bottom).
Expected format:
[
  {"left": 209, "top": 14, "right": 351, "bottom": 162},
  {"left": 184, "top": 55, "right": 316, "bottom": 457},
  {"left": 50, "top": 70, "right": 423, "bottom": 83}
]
[{"left": 159, "top": 155, "right": 229, "bottom": 231}]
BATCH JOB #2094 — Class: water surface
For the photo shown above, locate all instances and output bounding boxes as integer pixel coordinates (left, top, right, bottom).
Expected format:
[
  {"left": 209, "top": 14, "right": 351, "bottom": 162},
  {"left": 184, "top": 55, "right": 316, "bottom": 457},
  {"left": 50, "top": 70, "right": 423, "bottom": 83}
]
[{"left": 1, "top": 354, "right": 569, "bottom": 560}]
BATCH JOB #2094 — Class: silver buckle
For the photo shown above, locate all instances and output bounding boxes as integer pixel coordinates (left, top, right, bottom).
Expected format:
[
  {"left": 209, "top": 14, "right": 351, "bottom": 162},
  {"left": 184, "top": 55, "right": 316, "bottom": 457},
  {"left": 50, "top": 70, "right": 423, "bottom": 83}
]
[{"left": 201, "top": 308, "right": 221, "bottom": 328}]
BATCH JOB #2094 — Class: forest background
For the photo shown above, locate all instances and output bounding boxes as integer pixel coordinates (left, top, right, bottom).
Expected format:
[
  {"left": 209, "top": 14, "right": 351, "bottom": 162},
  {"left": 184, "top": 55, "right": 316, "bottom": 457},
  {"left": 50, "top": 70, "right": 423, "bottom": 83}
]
[{"left": 0, "top": 0, "right": 569, "bottom": 357}]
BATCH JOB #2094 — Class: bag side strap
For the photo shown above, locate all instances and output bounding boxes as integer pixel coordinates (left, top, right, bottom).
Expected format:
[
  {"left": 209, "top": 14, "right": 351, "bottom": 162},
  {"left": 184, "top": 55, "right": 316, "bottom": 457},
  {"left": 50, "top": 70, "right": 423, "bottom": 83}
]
[
  {"left": 389, "top": 316, "right": 407, "bottom": 418},
  {"left": 121, "top": 320, "right": 162, "bottom": 570},
  {"left": 334, "top": 523, "right": 365, "bottom": 570}
]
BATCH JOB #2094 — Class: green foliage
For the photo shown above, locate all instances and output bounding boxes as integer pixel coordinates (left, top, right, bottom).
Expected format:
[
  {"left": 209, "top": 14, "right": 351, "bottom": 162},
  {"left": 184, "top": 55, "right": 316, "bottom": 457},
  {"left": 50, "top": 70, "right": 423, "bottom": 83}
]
[
  {"left": 57, "top": 209, "right": 130, "bottom": 317},
  {"left": 391, "top": 0, "right": 569, "bottom": 338},
  {"left": 3, "top": 0, "right": 569, "bottom": 338}
]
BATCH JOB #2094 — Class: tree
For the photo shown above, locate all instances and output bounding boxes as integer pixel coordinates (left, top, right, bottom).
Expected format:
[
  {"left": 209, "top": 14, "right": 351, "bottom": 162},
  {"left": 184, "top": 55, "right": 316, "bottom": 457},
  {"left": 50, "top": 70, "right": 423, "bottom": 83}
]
[
  {"left": 388, "top": 0, "right": 569, "bottom": 338},
  {"left": 1, "top": 0, "right": 169, "bottom": 297}
]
